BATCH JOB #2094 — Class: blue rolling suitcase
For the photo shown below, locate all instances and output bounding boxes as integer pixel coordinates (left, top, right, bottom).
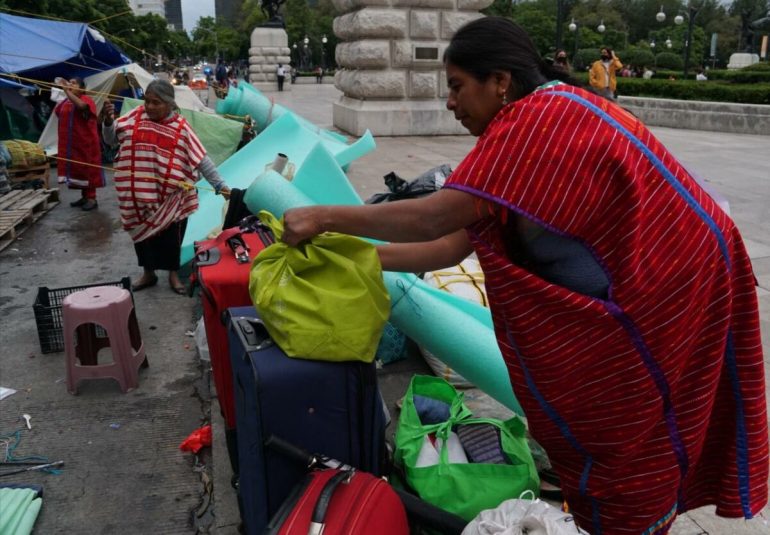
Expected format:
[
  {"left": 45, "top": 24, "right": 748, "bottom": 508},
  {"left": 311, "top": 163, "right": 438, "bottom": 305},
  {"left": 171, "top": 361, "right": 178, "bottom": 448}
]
[{"left": 227, "top": 306, "right": 387, "bottom": 535}]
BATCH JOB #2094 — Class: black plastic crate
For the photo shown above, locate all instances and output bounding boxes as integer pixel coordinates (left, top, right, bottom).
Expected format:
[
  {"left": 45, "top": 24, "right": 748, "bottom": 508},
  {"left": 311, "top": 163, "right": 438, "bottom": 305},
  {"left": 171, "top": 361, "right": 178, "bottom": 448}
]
[{"left": 33, "top": 277, "right": 132, "bottom": 354}]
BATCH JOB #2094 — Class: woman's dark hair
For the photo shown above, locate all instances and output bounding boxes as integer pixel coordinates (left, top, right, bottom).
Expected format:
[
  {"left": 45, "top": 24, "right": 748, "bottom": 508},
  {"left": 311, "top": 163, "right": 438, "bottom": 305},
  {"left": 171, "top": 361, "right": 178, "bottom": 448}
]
[
  {"left": 444, "top": 17, "right": 581, "bottom": 98},
  {"left": 71, "top": 77, "right": 86, "bottom": 89}
]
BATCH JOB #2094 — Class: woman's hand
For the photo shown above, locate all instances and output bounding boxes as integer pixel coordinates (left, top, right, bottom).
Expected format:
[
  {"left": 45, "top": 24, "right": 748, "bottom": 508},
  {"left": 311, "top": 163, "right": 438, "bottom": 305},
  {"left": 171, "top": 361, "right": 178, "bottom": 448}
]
[
  {"left": 282, "top": 206, "right": 326, "bottom": 246},
  {"left": 220, "top": 186, "right": 231, "bottom": 199},
  {"left": 102, "top": 100, "right": 115, "bottom": 126}
]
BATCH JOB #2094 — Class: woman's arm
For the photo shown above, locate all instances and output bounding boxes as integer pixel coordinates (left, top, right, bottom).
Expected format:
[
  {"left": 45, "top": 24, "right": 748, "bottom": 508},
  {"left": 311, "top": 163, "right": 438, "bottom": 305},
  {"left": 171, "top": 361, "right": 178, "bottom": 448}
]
[
  {"left": 376, "top": 230, "right": 473, "bottom": 273},
  {"left": 282, "top": 188, "right": 487, "bottom": 246},
  {"left": 63, "top": 84, "right": 90, "bottom": 114},
  {"left": 197, "top": 156, "right": 231, "bottom": 198}
]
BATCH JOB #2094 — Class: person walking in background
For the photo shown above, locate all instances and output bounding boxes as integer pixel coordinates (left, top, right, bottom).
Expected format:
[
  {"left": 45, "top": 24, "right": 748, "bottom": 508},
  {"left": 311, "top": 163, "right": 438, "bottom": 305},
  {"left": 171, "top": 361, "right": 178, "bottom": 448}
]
[
  {"left": 589, "top": 47, "right": 622, "bottom": 100},
  {"left": 215, "top": 59, "right": 227, "bottom": 88},
  {"left": 54, "top": 77, "right": 104, "bottom": 211},
  {"left": 276, "top": 63, "right": 286, "bottom": 91},
  {"left": 281, "top": 17, "right": 768, "bottom": 535},
  {"left": 696, "top": 68, "right": 708, "bottom": 81},
  {"left": 102, "top": 80, "right": 230, "bottom": 295},
  {"left": 315, "top": 65, "right": 324, "bottom": 83}
]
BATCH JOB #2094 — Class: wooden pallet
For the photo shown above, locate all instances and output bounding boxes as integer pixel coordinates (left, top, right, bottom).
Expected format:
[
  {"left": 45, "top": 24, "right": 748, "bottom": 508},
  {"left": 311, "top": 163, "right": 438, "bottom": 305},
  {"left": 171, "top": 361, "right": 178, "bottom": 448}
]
[
  {"left": 8, "top": 163, "right": 51, "bottom": 189},
  {"left": 0, "top": 189, "right": 60, "bottom": 252}
]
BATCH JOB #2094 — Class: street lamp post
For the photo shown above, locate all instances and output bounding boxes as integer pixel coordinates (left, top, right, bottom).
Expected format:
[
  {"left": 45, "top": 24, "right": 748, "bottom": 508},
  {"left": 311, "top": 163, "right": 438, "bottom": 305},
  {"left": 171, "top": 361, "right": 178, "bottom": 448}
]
[
  {"left": 302, "top": 35, "right": 309, "bottom": 71},
  {"left": 321, "top": 35, "right": 328, "bottom": 70},
  {"left": 681, "top": 4, "right": 699, "bottom": 78},
  {"left": 568, "top": 19, "right": 580, "bottom": 61},
  {"left": 555, "top": 0, "right": 566, "bottom": 52}
]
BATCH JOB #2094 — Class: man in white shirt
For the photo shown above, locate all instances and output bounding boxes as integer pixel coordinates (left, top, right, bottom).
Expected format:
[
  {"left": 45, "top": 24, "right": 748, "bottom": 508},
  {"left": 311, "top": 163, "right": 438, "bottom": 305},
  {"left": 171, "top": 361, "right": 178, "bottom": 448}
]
[
  {"left": 276, "top": 63, "right": 286, "bottom": 91},
  {"left": 695, "top": 68, "right": 708, "bottom": 81}
]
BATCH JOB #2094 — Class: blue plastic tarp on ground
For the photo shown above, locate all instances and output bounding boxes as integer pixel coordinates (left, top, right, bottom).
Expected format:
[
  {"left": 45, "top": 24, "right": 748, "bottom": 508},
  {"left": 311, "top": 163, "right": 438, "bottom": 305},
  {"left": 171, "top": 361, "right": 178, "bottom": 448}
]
[{"left": 0, "top": 13, "right": 130, "bottom": 83}]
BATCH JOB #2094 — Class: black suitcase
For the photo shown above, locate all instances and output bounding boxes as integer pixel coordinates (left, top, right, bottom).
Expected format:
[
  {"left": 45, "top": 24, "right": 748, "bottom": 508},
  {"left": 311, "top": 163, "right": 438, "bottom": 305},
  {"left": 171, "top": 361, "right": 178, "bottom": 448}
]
[{"left": 226, "top": 306, "right": 387, "bottom": 535}]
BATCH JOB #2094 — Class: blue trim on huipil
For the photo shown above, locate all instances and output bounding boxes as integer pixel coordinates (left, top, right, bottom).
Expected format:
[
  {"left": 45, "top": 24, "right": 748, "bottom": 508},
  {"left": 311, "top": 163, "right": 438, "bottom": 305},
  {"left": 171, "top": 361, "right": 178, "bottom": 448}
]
[
  {"left": 724, "top": 331, "right": 753, "bottom": 517},
  {"left": 548, "top": 90, "right": 731, "bottom": 271},
  {"left": 504, "top": 327, "right": 601, "bottom": 534},
  {"left": 547, "top": 88, "right": 751, "bottom": 516}
]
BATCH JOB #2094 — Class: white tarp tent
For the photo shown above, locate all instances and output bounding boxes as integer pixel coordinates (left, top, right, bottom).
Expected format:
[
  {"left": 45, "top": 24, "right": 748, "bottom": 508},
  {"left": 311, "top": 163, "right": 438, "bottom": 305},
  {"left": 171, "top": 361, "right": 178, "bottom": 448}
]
[{"left": 39, "top": 63, "right": 210, "bottom": 155}]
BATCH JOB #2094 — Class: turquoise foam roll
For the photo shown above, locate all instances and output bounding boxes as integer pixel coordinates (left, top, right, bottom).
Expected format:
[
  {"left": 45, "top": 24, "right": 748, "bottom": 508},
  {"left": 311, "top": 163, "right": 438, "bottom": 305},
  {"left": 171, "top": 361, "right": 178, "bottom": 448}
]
[
  {"left": 181, "top": 111, "right": 375, "bottom": 264},
  {"left": 221, "top": 83, "right": 375, "bottom": 168},
  {"left": 243, "top": 145, "right": 523, "bottom": 415}
]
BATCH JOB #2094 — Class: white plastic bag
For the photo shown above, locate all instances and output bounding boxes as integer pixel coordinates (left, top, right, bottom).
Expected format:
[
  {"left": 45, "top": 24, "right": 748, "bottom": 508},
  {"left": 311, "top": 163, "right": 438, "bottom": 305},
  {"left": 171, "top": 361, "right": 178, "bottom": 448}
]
[{"left": 462, "top": 491, "right": 589, "bottom": 535}]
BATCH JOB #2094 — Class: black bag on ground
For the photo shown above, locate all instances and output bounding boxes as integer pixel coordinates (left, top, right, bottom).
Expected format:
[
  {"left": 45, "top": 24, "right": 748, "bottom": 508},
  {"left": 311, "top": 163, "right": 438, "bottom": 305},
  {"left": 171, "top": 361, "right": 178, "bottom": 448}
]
[{"left": 366, "top": 164, "right": 452, "bottom": 204}]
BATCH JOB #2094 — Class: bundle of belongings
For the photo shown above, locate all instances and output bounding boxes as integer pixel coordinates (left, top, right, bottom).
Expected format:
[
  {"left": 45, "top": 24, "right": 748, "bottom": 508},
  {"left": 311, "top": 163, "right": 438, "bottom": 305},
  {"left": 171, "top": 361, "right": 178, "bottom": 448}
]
[
  {"left": 365, "top": 164, "right": 451, "bottom": 204},
  {"left": 394, "top": 375, "right": 540, "bottom": 522}
]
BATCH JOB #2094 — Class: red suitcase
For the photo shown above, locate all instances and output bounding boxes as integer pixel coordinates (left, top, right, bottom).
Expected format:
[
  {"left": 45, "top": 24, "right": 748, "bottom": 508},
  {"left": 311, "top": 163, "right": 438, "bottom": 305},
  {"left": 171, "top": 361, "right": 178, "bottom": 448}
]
[
  {"left": 192, "top": 225, "right": 273, "bottom": 463},
  {"left": 266, "top": 469, "right": 409, "bottom": 535}
]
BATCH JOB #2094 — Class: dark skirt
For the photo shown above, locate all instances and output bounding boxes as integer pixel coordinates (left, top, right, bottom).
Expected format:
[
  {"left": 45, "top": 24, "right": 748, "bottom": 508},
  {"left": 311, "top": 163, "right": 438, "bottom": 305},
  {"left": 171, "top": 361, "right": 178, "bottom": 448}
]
[{"left": 134, "top": 219, "right": 188, "bottom": 271}]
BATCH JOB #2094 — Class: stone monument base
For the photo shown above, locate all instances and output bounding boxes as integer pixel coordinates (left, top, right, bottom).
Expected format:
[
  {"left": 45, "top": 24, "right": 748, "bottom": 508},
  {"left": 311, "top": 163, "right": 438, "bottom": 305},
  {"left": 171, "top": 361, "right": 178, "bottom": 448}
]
[
  {"left": 333, "top": 97, "right": 468, "bottom": 136},
  {"left": 726, "top": 53, "right": 759, "bottom": 69},
  {"left": 248, "top": 26, "right": 292, "bottom": 93}
]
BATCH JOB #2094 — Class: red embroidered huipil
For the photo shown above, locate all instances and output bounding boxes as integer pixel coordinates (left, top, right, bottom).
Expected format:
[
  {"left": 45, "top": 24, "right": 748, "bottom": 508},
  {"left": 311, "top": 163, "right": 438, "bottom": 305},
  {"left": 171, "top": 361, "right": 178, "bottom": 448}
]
[
  {"left": 55, "top": 95, "right": 104, "bottom": 189},
  {"left": 445, "top": 84, "right": 768, "bottom": 535}
]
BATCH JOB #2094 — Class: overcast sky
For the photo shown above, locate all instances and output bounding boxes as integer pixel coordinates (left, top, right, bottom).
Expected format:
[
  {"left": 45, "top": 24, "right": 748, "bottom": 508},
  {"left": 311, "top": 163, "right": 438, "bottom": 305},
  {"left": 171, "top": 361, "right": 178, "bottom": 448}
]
[{"left": 181, "top": 0, "right": 215, "bottom": 32}]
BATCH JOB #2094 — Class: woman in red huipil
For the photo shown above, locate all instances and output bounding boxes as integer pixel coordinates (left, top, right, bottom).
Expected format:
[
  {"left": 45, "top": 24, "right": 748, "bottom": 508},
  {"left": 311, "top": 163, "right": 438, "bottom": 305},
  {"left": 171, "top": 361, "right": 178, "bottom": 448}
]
[
  {"left": 280, "top": 17, "right": 768, "bottom": 535},
  {"left": 54, "top": 77, "right": 104, "bottom": 211}
]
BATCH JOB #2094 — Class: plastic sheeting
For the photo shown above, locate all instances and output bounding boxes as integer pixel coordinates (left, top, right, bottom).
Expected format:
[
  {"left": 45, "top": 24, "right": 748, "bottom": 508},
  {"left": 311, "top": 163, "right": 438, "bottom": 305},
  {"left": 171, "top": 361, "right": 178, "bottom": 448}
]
[
  {"left": 0, "top": 13, "right": 130, "bottom": 82},
  {"left": 38, "top": 64, "right": 210, "bottom": 155}
]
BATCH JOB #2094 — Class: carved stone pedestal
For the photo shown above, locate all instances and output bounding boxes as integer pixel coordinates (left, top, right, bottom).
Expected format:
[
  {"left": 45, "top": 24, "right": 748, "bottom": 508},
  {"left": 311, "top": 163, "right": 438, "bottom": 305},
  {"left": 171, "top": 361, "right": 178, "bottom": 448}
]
[
  {"left": 248, "top": 27, "right": 292, "bottom": 92},
  {"left": 331, "top": 0, "right": 492, "bottom": 136}
]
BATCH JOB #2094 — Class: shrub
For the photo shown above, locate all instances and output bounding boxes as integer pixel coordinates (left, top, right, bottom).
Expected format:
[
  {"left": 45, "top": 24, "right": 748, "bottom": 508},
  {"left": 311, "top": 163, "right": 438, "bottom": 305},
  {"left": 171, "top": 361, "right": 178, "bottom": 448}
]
[
  {"left": 741, "top": 62, "right": 770, "bottom": 72},
  {"left": 653, "top": 68, "right": 770, "bottom": 83},
  {"left": 573, "top": 48, "right": 600, "bottom": 71},
  {"left": 616, "top": 78, "right": 770, "bottom": 105},
  {"left": 618, "top": 48, "right": 655, "bottom": 70},
  {"left": 655, "top": 52, "right": 684, "bottom": 70}
]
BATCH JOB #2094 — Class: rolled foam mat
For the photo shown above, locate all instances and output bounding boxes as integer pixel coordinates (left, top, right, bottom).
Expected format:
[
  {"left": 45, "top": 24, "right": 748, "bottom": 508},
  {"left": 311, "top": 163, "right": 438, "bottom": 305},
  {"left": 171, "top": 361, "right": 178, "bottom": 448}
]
[
  {"left": 182, "top": 111, "right": 374, "bottom": 265},
  {"left": 243, "top": 145, "right": 523, "bottom": 415}
]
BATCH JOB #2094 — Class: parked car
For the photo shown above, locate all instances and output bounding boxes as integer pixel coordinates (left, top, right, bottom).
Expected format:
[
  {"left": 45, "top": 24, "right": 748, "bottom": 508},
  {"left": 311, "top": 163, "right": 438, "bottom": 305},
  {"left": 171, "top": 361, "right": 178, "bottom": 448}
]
[{"left": 189, "top": 73, "right": 208, "bottom": 90}]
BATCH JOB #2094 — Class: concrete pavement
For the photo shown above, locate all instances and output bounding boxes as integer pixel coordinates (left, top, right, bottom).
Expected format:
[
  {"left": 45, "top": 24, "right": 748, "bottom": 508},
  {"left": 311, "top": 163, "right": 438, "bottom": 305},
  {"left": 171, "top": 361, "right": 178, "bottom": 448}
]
[{"left": 0, "top": 83, "right": 767, "bottom": 534}]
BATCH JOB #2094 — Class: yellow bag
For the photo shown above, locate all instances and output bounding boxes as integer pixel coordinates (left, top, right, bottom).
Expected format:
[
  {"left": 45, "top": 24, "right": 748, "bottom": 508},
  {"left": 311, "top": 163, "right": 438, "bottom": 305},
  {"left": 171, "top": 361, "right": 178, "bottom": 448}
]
[
  {"left": 249, "top": 211, "right": 390, "bottom": 362},
  {"left": 4, "top": 140, "right": 46, "bottom": 168}
]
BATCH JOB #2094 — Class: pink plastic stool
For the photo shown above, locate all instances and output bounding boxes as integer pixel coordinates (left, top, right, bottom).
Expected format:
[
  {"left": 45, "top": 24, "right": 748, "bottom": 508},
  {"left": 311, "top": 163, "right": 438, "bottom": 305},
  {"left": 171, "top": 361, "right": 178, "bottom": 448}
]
[{"left": 62, "top": 286, "right": 147, "bottom": 394}]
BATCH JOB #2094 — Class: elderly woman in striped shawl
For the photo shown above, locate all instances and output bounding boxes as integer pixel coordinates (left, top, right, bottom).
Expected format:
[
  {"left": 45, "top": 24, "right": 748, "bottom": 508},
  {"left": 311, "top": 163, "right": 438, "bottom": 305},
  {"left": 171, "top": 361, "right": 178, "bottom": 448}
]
[
  {"left": 103, "top": 79, "right": 230, "bottom": 294},
  {"left": 280, "top": 17, "right": 768, "bottom": 535}
]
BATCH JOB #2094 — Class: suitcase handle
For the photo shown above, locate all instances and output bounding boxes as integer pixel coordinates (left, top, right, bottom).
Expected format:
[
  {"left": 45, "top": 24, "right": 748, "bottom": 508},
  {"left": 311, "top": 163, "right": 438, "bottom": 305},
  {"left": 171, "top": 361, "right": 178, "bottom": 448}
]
[
  {"left": 194, "top": 246, "right": 221, "bottom": 266},
  {"left": 232, "top": 317, "right": 274, "bottom": 353},
  {"left": 265, "top": 435, "right": 356, "bottom": 472},
  {"left": 309, "top": 470, "right": 354, "bottom": 535}
]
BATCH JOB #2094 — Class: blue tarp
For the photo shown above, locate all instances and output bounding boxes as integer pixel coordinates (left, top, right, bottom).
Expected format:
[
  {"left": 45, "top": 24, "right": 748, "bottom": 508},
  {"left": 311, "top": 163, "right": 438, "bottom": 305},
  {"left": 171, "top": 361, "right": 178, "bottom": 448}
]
[{"left": 0, "top": 13, "right": 130, "bottom": 84}]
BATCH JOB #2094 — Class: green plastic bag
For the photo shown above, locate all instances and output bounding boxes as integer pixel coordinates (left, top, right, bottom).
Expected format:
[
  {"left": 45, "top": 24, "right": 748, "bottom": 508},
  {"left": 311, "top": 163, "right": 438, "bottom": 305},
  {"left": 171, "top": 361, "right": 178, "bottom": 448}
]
[
  {"left": 249, "top": 211, "right": 390, "bottom": 362},
  {"left": 394, "top": 375, "right": 540, "bottom": 521}
]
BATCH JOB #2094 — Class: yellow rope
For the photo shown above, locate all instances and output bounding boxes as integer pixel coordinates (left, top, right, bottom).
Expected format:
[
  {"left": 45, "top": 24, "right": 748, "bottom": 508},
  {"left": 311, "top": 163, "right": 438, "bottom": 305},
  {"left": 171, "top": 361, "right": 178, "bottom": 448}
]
[
  {"left": 89, "top": 10, "right": 133, "bottom": 25},
  {"left": 53, "top": 155, "right": 217, "bottom": 193},
  {"left": 0, "top": 72, "right": 142, "bottom": 104}
]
